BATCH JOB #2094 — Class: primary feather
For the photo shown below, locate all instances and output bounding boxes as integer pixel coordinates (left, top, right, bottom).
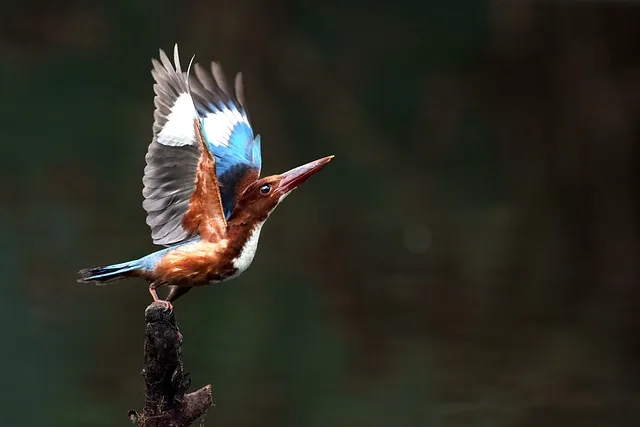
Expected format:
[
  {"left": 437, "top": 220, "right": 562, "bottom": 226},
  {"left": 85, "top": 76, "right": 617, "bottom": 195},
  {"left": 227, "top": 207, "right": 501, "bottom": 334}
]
[{"left": 144, "top": 46, "right": 201, "bottom": 246}]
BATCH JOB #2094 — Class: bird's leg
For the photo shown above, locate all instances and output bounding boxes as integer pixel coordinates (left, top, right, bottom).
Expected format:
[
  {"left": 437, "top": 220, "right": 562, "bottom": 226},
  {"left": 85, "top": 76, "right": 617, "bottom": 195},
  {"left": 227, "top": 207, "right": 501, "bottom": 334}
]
[
  {"left": 166, "top": 285, "right": 192, "bottom": 304},
  {"left": 149, "top": 282, "right": 173, "bottom": 311}
]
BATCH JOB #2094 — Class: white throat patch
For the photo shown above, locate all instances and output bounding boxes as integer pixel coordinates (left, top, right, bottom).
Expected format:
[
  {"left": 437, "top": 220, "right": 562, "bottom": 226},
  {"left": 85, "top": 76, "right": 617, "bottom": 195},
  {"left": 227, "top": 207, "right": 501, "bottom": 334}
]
[{"left": 231, "top": 221, "right": 264, "bottom": 275}]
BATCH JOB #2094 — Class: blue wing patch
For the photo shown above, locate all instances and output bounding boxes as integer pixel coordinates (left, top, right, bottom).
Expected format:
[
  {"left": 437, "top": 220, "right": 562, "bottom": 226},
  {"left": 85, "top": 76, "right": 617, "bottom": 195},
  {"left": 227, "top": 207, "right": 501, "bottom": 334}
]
[
  {"left": 228, "top": 122, "right": 254, "bottom": 156},
  {"left": 189, "top": 63, "right": 262, "bottom": 218}
]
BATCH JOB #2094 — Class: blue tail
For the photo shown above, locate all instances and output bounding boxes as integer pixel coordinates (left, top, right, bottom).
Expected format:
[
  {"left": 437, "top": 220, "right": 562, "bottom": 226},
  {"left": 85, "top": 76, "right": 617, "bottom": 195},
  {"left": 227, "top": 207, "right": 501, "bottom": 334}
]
[
  {"left": 77, "top": 260, "right": 141, "bottom": 285},
  {"left": 78, "top": 243, "right": 192, "bottom": 285}
]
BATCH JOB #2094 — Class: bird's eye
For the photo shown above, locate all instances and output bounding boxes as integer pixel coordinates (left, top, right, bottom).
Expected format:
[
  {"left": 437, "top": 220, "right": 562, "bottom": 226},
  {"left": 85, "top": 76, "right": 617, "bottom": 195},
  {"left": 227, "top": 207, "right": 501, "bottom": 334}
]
[{"left": 259, "top": 184, "right": 271, "bottom": 195}]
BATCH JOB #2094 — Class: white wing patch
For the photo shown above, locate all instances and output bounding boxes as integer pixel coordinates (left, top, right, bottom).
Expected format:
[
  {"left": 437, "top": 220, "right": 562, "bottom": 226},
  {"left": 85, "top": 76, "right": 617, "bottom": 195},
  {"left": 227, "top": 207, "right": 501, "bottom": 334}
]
[
  {"left": 202, "top": 107, "right": 251, "bottom": 147},
  {"left": 157, "top": 94, "right": 198, "bottom": 147}
]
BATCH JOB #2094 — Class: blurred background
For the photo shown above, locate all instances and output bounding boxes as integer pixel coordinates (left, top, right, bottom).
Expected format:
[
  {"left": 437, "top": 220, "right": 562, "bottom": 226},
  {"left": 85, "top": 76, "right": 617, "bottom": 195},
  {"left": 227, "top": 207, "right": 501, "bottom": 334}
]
[{"left": 1, "top": 1, "right": 638, "bottom": 426}]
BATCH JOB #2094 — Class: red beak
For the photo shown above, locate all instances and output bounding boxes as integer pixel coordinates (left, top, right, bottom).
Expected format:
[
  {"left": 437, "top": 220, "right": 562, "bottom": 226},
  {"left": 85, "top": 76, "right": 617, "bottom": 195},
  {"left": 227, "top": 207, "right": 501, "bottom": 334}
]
[{"left": 277, "top": 155, "right": 334, "bottom": 195}]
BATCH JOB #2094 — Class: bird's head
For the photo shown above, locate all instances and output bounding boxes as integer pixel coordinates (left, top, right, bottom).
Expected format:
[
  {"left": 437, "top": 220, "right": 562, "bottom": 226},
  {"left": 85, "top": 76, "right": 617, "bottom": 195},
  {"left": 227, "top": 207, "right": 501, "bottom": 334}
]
[{"left": 233, "top": 155, "right": 334, "bottom": 221}]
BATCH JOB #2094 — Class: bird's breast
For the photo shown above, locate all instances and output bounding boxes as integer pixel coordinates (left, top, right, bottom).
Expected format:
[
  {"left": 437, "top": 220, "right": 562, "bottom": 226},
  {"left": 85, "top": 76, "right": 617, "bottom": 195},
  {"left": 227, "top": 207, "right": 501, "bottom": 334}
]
[
  {"left": 230, "top": 222, "right": 264, "bottom": 277},
  {"left": 152, "top": 222, "right": 265, "bottom": 286}
]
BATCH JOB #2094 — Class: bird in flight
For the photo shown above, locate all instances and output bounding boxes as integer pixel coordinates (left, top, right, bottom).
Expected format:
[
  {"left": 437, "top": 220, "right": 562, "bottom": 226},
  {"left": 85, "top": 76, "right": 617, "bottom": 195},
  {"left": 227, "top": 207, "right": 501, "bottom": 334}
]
[{"left": 78, "top": 44, "right": 333, "bottom": 309}]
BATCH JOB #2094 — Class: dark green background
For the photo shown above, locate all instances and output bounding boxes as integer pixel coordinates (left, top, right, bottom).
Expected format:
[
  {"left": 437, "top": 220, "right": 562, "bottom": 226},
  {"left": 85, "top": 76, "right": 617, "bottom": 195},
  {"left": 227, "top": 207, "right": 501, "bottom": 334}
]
[{"left": 1, "top": 1, "right": 638, "bottom": 426}]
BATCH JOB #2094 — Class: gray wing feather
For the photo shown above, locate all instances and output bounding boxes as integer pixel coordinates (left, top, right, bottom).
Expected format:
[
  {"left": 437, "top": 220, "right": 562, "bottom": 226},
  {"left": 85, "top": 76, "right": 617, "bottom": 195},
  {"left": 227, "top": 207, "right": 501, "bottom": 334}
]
[{"left": 143, "top": 44, "right": 201, "bottom": 246}]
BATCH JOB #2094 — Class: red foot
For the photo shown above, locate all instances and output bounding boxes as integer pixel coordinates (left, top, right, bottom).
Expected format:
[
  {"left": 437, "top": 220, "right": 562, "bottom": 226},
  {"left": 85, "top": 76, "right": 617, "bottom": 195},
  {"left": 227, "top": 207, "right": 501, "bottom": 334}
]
[
  {"left": 155, "top": 300, "right": 173, "bottom": 311},
  {"left": 148, "top": 286, "right": 173, "bottom": 312}
]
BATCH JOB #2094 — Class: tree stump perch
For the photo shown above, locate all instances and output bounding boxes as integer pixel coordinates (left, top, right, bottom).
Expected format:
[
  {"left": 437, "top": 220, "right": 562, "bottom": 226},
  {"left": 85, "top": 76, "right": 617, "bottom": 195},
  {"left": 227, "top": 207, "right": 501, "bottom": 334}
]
[{"left": 129, "top": 302, "right": 213, "bottom": 427}]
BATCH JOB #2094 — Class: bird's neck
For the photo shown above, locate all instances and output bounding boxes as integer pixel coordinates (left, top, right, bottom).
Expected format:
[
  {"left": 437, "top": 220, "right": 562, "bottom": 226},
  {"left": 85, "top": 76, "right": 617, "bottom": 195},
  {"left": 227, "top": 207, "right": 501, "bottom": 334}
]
[
  {"left": 226, "top": 214, "right": 265, "bottom": 242},
  {"left": 225, "top": 215, "right": 266, "bottom": 274},
  {"left": 226, "top": 204, "right": 269, "bottom": 230}
]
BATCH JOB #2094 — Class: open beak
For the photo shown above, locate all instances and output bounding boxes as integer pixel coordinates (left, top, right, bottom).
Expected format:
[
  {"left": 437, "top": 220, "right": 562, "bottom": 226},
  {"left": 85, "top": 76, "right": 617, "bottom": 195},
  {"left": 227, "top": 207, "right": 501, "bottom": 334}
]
[{"left": 277, "top": 155, "right": 334, "bottom": 195}]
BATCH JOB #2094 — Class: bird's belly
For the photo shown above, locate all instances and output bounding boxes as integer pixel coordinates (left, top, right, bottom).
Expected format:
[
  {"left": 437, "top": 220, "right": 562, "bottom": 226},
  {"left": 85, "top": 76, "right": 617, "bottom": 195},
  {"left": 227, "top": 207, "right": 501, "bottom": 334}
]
[{"left": 154, "top": 239, "right": 234, "bottom": 285}]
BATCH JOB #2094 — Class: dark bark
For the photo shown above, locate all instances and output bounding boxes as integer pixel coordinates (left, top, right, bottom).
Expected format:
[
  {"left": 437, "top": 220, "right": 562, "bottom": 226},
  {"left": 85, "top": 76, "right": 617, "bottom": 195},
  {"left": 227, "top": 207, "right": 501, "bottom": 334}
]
[{"left": 128, "top": 302, "right": 213, "bottom": 427}]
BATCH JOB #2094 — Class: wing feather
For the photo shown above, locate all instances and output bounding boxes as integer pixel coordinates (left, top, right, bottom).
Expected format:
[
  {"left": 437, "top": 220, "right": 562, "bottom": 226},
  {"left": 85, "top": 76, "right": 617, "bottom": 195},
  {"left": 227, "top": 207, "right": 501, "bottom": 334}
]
[
  {"left": 188, "top": 62, "right": 262, "bottom": 218},
  {"left": 181, "top": 119, "right": 227, "bottom": 241},
  {"left": 143, "top": 44, "right": 226, "bottom": 246}
]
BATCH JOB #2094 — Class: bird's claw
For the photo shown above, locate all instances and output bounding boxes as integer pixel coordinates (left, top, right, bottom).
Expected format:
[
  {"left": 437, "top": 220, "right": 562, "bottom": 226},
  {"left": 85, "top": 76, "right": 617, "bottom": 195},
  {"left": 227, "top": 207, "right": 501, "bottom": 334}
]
[{"left": 156, "top": 300, "right": 173, "bottom": 312}]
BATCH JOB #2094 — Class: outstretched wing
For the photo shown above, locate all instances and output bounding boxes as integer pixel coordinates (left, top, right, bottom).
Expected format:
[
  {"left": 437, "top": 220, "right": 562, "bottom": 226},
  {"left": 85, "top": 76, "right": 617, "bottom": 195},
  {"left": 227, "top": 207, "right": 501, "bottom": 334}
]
[
  {"left": 189, "top": 62, "right": 262, "bottom": 218},
  {"left": 142, "top": 45, "right": 227, "bottom": 246}
]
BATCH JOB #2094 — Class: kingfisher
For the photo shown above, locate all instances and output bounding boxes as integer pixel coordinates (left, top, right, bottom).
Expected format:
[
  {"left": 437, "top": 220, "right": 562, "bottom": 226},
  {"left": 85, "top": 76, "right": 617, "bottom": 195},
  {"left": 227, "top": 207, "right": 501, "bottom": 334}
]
[{"left": 78, "top": 44, "right": 333, "bottom": 309}]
